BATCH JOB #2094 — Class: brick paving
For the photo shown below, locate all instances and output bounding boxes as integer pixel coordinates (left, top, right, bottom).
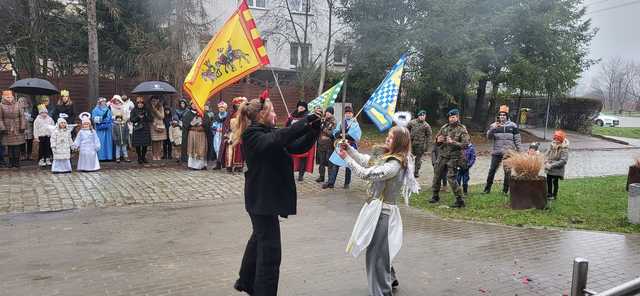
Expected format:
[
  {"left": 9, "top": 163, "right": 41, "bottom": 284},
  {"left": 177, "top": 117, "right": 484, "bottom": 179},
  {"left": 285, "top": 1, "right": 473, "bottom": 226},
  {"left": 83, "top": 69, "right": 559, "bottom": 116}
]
[{"left": 0, "top": 149, "right": 639, "bottom": 295}]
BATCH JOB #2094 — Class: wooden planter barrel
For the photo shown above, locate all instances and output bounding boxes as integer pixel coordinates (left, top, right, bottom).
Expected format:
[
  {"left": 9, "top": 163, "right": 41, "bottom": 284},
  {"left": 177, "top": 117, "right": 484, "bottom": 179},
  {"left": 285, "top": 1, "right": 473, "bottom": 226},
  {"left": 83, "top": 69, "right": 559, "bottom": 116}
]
[
  {"left": 627, "top": 166, "right": 640, "bottom": 192},
  {"left": 509, "top": 179, "right": 547, "bottom": 210}
]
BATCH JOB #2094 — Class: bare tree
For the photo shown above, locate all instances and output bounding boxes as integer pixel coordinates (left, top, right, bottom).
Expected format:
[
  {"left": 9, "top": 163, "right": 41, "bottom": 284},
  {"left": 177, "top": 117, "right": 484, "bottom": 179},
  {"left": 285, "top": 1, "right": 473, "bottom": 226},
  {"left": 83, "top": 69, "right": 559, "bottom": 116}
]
[
  {"left": 87, "top": 0, "right": 99, "bottom": 100},
  {"left": 592, "top": 57, "right": 637, "bottom": 114},
  {"left": 260, "top": 0, "right": 323, "bottom": 96}
]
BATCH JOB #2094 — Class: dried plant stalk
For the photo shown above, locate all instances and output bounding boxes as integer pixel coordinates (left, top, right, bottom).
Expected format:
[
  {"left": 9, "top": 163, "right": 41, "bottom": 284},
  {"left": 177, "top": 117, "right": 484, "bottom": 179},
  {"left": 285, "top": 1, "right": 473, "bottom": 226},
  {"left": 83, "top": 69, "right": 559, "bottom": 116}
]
[{"left": 503, "top": 150, "right": 544, "bottom": 180}]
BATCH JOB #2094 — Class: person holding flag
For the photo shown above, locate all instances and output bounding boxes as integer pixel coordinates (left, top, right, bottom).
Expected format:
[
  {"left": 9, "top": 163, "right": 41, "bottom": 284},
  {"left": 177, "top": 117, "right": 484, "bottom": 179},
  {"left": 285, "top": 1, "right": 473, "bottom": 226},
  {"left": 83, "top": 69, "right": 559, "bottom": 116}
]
[
  {"left": 231, "top": 97, "right": 322, "bottom": 295},
  {"left": 315, "top": 106, "right": 336, "bottom": 183},
  {"left": 324, "top": 105, "right": 361, "bottom": 189}
]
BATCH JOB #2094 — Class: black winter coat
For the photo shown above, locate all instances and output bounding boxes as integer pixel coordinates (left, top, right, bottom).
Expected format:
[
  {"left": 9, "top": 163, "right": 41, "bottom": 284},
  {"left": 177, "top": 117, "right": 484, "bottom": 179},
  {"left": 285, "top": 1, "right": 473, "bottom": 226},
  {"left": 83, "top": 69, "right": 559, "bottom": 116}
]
[
  {"left": 242, "top": 116, "right": 320, "bottom": 216},
  {"left": 131, "top": 107, "right": 151, "bottom": 146},
  {"left": 52, "top": 104, "right": 75, "bottom": 123}
]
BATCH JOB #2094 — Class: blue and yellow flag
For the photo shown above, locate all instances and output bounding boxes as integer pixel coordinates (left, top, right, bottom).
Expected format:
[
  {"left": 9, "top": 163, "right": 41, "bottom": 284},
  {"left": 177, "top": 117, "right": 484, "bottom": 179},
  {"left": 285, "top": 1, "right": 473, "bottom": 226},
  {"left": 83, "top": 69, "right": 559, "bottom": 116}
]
[{"left": 363, "top": 54, "right": 406, "bottom": 132}]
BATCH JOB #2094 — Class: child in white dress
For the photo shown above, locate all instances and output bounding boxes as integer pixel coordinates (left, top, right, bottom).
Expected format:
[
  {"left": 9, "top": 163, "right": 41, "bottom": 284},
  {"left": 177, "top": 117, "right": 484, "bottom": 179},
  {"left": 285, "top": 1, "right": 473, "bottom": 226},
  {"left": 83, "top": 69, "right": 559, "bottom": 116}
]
[
  {"left": 50, "top": 118, "right": 73, "bottom": 173},
  {"left": 73, "top": 113, "right": 101, "bottom": 172}
]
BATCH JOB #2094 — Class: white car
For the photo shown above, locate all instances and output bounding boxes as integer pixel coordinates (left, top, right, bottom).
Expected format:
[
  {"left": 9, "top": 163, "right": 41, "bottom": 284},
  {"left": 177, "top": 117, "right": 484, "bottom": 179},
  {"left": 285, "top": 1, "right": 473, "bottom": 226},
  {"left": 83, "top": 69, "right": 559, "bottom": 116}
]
[{"left": 595, "top": 113, "right": 620, "bottom": 127}]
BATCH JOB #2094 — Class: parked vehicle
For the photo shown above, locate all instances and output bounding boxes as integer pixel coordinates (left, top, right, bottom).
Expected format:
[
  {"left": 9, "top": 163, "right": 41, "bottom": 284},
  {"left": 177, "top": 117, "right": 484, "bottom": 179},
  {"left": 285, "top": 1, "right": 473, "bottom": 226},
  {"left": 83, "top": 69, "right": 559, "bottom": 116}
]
[{"left": 595, "top": 113, "right": 620, "bottom": 127}]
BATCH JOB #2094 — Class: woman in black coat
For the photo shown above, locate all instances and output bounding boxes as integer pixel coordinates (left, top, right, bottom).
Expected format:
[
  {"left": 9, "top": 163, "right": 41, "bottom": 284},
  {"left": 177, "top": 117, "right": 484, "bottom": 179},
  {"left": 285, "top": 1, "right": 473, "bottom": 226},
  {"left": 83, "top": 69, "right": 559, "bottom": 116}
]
[
  {"left": 232, "top": 98, "right": 321, "bottom": 296},
  {"left": 130, "top": 97, "right": 152, "bottom": 164}
]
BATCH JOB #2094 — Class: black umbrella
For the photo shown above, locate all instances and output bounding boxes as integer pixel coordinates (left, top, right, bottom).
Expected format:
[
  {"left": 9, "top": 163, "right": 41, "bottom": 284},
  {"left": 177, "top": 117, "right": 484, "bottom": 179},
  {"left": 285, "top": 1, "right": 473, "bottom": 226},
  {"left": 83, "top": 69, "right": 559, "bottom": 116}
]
[
  {"left": 10, "top": 78, "right": 59, "bottom": 96},
  {"left": 131, "top": 81, "right": 177, "bottom": 95}
]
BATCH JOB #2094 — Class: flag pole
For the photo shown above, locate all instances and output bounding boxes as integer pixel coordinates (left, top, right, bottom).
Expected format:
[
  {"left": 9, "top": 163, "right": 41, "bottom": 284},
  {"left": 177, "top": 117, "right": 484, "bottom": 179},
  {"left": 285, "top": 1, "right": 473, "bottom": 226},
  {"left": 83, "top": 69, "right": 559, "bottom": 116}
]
[{"left": 270, "top": 67, "right": 289, "bottom": 115}]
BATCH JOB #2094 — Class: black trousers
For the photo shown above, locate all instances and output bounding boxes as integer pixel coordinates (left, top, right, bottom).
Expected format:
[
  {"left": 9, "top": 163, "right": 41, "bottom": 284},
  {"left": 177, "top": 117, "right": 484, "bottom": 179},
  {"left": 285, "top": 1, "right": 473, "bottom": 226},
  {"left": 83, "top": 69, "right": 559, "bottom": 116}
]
[
  {"left": 485, "top": 154, "right": 511, "bottom": 192},
  {"left": 21, "top": 139, "right": 33, "bottom": 159},
  {"left": 135, "top": 146, "right": 148, "bottom": 162},
  {"left": 238, "top": 214, "right": 281, "bottom": 296},
  {"left": 38, "top": 136, "right": 52, "bottom": 160},
  {"left": 547, "top": 175, "right": 561, "bottom": 197},
  {"left": 7, "top": 145, "right": 20, "bottom": 167},
  {"left": 163, "top": 139, "right": 172, "bottom": 159}
]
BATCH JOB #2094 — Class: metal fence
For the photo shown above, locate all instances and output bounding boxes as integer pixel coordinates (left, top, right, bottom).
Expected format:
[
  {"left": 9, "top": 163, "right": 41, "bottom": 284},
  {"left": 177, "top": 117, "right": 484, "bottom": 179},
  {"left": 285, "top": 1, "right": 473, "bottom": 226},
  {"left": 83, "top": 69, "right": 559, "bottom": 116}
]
[{"left": 571, "top": 258, "right": 640, "bottom": 296}]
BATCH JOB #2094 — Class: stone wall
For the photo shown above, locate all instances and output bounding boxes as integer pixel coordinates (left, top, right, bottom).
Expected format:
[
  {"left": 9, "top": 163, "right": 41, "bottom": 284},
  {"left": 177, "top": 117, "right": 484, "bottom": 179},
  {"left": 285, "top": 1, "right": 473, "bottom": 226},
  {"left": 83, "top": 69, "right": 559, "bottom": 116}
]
[{"left": 506, "top": 97, "right": 603, "bottom": 134}]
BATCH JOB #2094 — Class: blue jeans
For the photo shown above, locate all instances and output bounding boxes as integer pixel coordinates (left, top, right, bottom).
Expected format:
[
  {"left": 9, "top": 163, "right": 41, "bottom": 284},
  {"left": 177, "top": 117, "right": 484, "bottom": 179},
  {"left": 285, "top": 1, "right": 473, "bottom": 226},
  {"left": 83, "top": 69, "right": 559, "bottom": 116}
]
[
  {"left": 327, "top": 165, "right": 351, "bottom": 186},
  {"left": 456, "top": 168, "right": 470, "bottom": 192},
  {"left": 115, "top": 145, "right": 128, "bottom": 159}
]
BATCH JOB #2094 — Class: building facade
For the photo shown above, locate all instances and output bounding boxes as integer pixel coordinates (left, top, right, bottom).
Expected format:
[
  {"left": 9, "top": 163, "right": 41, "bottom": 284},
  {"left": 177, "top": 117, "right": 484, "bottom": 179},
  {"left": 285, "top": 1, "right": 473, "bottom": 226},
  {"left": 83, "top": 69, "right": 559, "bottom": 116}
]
[{"left": 203, "top": 0, "right": 349, "bottom": 72}]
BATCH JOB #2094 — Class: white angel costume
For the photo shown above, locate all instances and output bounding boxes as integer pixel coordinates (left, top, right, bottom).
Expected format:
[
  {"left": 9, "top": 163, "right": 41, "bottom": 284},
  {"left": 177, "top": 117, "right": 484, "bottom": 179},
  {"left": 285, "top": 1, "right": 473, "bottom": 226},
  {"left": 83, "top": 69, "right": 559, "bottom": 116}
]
[
  {"left": 73, "top": 115, "right": 101, "bottom": 172},
  {"left": 344, "top": 112, "right": 420, "bottom": 296}
]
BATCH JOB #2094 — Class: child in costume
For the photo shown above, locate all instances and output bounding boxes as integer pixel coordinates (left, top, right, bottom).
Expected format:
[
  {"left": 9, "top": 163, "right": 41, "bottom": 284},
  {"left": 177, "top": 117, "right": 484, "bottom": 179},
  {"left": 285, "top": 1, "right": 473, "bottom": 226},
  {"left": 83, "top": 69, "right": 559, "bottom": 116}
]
[
  {"left": 169, "top": 120, "right": 182, "bottom": 160},
  {"left": 33, "top": 105, "right": 55, "bottom": 167},
  {"left": 50, "top": 118, "right": 73, "bottom": 173},
  {"left": 341, "top": 120, "right": 420, "bottom": 296},
  {"left": 544, "top": 130, "right": 569, "bottom": 200},
  {"left": 286, "top": 100, "right": 314, "bottom": 181},
  {"left": 187, "top": 112, "right": 209, "bottom": 170},
  {"left": 73, "top": 113, "right": 101, "bottom": 172},
  {"left": 324, "top": 105, "right": 361, "bottom": 189},
  {"left": 212, "top": 100, "right": 228, "bottom": 169},
  {"left": 112, "top": 113, "right": 131, "bottom": 163}
]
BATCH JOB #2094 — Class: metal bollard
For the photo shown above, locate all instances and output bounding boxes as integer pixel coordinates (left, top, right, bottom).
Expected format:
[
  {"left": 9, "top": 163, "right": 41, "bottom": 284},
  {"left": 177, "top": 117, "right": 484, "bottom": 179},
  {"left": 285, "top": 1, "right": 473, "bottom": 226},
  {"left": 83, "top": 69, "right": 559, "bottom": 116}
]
[{"left": 571, "top": 258, "right": 589, "bottom": 296}]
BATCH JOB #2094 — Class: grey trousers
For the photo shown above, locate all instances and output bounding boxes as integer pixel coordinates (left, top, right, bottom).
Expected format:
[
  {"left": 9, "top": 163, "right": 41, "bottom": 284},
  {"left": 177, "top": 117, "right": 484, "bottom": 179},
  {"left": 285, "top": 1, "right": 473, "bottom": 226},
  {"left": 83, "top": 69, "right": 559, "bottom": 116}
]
[{"left": 366, "top": 209, "right": 397, "bottom": 296}]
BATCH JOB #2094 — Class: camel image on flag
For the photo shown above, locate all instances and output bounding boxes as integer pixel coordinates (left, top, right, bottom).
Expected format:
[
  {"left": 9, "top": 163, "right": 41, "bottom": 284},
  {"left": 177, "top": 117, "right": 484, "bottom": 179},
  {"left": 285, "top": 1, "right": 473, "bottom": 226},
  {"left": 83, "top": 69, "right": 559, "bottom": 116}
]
[{"left": 183, "top": 0, "right": 270, "bottom": 113}]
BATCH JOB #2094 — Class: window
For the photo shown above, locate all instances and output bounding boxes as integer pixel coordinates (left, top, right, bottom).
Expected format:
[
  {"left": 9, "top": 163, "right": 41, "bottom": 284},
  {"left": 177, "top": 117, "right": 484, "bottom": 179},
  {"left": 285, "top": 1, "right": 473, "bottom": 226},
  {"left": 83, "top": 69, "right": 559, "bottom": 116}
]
[
  {"left": 288, "top": 0, "right": 308, "bottom": 13},
  {"left": 247, "top": 0, "right": 266, "bottom": 8},
  {"left": 334, "top": 45, "right": 346, "bottom": 64},
  {"left": 300, "top": 43, "right": 310, "bottom": 65},
  {"left": 290, "top": 42, "right": 311, "bottom": 66},
  {"left": 290, "top": 43, "right": 299, "bottom": 66}
]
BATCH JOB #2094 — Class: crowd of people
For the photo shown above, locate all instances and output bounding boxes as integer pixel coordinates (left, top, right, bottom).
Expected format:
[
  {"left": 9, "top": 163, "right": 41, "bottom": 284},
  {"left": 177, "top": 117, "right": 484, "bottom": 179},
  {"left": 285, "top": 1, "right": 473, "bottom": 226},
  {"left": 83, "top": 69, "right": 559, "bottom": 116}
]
[{"left": 0, "top": 87, "right": 573, "bottom": 295}]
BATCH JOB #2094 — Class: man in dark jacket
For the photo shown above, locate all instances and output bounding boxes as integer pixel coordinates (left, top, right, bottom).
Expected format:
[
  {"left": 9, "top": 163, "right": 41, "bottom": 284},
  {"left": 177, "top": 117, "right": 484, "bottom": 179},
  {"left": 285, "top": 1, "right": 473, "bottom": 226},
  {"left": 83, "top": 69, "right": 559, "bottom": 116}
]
[
  {"left": 483, "top": 105, "right": 522, "bottom": 194},
  {"left": 315, "top": 106, "right": 336, "bottom": 183},
  {"left": 235, "top": 99, "right": 321, "bottom": 296}
]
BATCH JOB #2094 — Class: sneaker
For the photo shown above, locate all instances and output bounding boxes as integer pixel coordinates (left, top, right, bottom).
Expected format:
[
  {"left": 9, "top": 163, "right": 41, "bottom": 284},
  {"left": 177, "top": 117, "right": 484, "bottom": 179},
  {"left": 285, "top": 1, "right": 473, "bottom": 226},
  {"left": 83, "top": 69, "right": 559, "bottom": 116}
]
[
  {"left": 315, "top": 177, "right": 325, "bottom": 183},
  {"left": 46, "top": 159, "right": 52, "bottom": 166},
  {"left": 116, "top": 159, "right": 121, "bottom": 163},
  {"left": 428, "top": 196, "right": 440, "bottom": 203},
  {"left": 322, "top": 183, "right": 334, "bottom": 189},
  {"left": 125, "top": 158, "right": 131, "bottom": 163},
  {"left": 38, "top": 159, "right": 46, "bottom": 167}
]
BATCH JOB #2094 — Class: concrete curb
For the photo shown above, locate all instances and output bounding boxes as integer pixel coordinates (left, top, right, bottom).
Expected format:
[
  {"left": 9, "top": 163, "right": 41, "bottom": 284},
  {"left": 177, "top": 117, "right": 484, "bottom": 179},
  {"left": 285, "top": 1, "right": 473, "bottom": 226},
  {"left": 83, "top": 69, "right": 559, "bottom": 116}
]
[{"left": 591, "top": 134, "right": 630, "bottom": 145}]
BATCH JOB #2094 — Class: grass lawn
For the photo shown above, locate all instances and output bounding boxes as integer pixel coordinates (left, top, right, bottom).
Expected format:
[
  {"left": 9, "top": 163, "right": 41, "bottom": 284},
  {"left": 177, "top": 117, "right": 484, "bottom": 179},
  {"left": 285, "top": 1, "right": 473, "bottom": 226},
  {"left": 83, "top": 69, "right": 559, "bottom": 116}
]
[
  {"left": 592, "top": 126, "right": 640, "bottom": 139},
  {"left": 411, "top": 176, "right": 640, "bottom": 233}
]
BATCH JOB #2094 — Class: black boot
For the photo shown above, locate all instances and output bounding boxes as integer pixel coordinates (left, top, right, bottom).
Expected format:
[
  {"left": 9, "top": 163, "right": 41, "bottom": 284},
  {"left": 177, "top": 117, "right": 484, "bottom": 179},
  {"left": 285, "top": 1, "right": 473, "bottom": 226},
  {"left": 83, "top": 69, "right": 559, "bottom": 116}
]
[
  {"left": 428, "top": 195, "right": 440, "bottom": 203},
  {"left": 297, "top": 172, "right": 304, "bottom": 182},
  {"left": 233, "top": 279, "right": 254, "bottom": 294},
  {"left": 483, "top": 184, "right": 492, "bottom": 194},
  {"left": 451, "top": 197, "right": 466, "bottom": 208},
  {"left": 315, "top": 176, "right": 325, "bottom": 183},
  {"left": 463, "top": 184, "right": 468, "bottom": 195}
]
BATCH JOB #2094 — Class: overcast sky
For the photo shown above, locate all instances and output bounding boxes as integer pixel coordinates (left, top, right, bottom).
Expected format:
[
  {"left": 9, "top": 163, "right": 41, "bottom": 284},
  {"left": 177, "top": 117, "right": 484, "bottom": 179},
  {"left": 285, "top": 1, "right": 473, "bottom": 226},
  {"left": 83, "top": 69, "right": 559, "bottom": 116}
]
[{"left": 576, "top": 0, "right": 640, "bottom": 95}]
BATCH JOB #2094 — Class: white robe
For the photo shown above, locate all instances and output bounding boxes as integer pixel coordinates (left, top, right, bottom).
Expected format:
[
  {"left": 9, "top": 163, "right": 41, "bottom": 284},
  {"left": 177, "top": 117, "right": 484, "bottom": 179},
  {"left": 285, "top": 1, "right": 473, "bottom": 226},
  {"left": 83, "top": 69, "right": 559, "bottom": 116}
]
[{"left": 73, "top": 129, "right": 101, "bottom": 172}]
